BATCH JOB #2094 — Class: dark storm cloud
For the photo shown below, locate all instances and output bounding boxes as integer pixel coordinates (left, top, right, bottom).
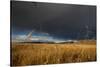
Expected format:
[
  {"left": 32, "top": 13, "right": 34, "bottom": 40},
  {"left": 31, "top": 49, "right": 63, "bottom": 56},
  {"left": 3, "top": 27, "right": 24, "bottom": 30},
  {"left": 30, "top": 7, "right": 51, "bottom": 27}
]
[{"left": 11, "top": 1, "right": 96, "bottom": 39}]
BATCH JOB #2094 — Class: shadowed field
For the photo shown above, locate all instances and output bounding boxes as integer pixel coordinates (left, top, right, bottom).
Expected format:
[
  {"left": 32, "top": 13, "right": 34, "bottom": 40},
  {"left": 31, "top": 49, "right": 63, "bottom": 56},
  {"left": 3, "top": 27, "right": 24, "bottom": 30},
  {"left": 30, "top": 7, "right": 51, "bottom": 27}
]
[{"left": 11, "top": 40, "right": 96, "bottom": 66}]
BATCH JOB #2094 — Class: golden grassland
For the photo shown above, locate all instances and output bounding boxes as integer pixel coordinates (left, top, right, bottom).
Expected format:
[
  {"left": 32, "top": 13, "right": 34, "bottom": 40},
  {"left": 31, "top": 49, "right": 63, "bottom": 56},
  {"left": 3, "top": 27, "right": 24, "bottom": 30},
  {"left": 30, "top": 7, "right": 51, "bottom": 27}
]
[{"left": 11, "top": 40, "right": 96, "bottom": 66}]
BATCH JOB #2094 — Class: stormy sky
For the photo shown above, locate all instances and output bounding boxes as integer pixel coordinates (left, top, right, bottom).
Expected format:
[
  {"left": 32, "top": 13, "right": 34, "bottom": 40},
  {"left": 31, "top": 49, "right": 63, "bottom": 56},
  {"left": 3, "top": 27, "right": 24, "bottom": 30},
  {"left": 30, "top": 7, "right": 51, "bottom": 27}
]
[{"left": 11, "top": 1, "right": 96, "bottom": 39}]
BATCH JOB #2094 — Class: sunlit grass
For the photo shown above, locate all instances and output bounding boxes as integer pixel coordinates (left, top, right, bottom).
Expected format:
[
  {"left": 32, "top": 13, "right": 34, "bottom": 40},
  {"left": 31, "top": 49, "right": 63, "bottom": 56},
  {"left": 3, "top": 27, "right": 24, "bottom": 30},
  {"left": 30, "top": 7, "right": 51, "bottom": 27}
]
[{"left": 11, "top": 40, "right": 96, "bottom": 66}]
